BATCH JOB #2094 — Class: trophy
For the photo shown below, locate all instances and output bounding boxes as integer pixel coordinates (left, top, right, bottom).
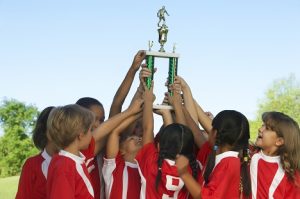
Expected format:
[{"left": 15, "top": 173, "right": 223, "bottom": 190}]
[{"left": 146, "top": 6, "right": 179, "bottom": 110}]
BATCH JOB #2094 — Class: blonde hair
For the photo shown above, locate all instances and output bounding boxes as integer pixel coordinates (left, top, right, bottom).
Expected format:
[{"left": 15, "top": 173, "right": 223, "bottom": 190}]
[
  {"left": 262, "top": 111, "right": 300, "bottom": 182},
  {"left": 47, "top": 104, "right": 94, "bottom": 149}
]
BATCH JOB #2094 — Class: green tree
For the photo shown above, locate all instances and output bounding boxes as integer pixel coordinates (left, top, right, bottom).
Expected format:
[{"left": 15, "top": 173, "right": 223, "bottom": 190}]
[
  {"left": 0, "top": 99, "right": 39, "bottom": 177},
  {"left": 250, "top": 74, "right": 300, "bottom": 140}
]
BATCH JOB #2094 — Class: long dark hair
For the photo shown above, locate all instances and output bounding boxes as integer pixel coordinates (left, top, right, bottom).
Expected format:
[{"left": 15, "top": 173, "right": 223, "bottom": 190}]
[
  {"left": 32, "top": 106, "right": 55, "bottom": 150},
  {"left": 203, "top": 110, "right": 251, "bottom": 197},
  {"left": 155, "top": 123, "right": 199, "bottom": 190}
]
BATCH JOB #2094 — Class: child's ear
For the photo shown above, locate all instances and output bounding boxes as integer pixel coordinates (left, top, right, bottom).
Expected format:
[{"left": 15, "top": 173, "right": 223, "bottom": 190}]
[
  {"left": 275, "top": 137, "right": 284, "bottom": 147},
  {"left": 78, "top": 132, "right": 85, "bottom": 140}
]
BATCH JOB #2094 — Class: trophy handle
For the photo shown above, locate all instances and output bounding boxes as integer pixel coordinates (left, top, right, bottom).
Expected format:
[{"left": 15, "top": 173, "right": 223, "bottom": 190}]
[
  {"left": 168, "top": 57, "right": 178, "bottom": 96},
  {"left": 145, "top": 55, "right": 155, "bottom": 89}
]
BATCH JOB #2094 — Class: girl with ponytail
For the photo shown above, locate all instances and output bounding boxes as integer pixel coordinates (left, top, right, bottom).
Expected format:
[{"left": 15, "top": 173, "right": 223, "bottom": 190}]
[{"left": 176, "top": 110, "right": 251, "bottom": 199}]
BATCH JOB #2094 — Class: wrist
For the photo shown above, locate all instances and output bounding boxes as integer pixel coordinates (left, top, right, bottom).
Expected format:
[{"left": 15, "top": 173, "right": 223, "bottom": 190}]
[
  {"left": 137, "top": 86, "right": 144, "bottom": 93},
  {"left": 130, "top": 64, "right": 139, "bottom": 72},
  {"left": 179, "top": 171, "right": 189, "bottom": 178}
]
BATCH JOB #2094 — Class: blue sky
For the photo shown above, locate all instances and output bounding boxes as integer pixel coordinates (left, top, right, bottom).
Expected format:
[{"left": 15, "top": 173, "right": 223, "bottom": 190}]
[{"left": 0, "top": 0, "right": 299, "bottom": 133}]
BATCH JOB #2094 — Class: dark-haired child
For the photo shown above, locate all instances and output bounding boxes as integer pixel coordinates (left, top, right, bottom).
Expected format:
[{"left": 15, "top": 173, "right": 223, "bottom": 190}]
[
  {"left": 176, "top": 110, "right": 251, "bottom": 199},
  {"left": 135, "top": 80, "right": 199, "bottom": 198},
  {"left": 16, "top": 106, "right": 57, "bottom": 199}
]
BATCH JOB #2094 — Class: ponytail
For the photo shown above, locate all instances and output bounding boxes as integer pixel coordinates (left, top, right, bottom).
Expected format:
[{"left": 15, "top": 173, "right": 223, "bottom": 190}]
[
  {"left": 155, "top": 152, "right": 165, "bottom": 190},
  {"left": 240, "top": 148, "right": 251, "bottom": 198},
  {"left": 203, "top": 145, "right": 218, "bottom": 184}
]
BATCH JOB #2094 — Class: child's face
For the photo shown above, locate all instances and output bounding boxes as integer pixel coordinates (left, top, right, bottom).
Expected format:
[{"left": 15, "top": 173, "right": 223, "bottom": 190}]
[
  {"left": 121, "top": 135, "right": 142, "bottom": 155},
  {"left": 89, "top": 105, "right": 105, "bottom": 129},
  {"left": 255, "top": 123, "right": 283, "bottom": 155}
]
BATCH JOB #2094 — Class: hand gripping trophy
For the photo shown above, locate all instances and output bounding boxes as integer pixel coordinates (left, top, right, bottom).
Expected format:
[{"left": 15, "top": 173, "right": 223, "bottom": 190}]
[{"left": 146, "top": 6, "right": 179, "bottom": 110}]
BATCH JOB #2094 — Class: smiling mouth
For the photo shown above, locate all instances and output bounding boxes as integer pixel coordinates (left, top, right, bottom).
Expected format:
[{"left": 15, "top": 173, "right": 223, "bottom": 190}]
[{"left": 257, "top": 135, "right": 262, "bottom": 139}]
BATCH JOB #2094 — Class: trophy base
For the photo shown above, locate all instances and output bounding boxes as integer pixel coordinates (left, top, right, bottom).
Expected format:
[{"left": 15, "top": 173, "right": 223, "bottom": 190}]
[{"left": 153, "top": 104, "right": 174, "bottom": 110}]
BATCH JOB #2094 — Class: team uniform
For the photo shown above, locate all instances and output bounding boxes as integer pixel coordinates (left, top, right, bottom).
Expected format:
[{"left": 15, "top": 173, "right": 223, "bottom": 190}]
[
  {"left": 82, "top": 138, "right": 104, "bottom": 199},
  {"left": 15, "top": 149, "right": 51, "bottom": 199},
  {"left": 46, "top": 150, "right": 94, "bottom": 199},
  {"left": 135, "top": 142, "right": 194, "bottom": 199},
  {"left": 250, "top": 150, "right": 300, "bottom": 199},
  {"left": 201, "top": 151, "right": 241, "bottom": 199},
  {"left": 196, "top": 141, "right": 212, "bottom": 172},
  {"left": 102, "top": 152, "right": 141, "bottom": 199}
]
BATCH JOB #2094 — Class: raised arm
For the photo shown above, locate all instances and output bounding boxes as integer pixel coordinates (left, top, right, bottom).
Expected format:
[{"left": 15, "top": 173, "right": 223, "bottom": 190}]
[
  {"left": 182, "top": 106, "right": 207, "bottom": 149},
  {"left": 106, "top": 111, "right": 142, "bottom": 159},
  {"left": 194, "top": 99, "right": 213, "bottom": 134},
  {"left": 176, "top": 155, "right": 201, "bottom": 199},
  {"left": 93, "top": 98, "right": 143, "bottom": 155},
  {"left": 153, "top": 92, "right": 173, "bottom": 127},
  {"left": 168, "top": 80, "right": 186, "bottom": 125},
  {"left": 175, "top": 76, "right": 198, "bottom": 123},
  {"left": 142, "top": 80, "right": 154, "bottom": 145},
  {"left": 109, "top": 50, "right": 145, "bottom": 118}
]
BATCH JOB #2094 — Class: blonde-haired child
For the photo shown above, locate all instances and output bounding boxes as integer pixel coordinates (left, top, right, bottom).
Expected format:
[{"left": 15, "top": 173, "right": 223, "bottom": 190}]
[{"left": 46, "top": 104, "right": 95, "bottom": 199}]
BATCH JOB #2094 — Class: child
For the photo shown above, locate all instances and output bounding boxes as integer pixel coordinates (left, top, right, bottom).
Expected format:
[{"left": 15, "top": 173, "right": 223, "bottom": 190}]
[
  {"left": 135, "top": 80, "right": 199, "bottom": 198},
  {"left": 251, "top": 111, "right": 300, "bottom": 198},
  {"left": 102, "top": 98, "right": 143, "bottom": 199},
  {"left": 76, "top": 97, "right": 105, "bottom": 199},
  {"left": 76, "top": 95, "right": 143, "bottom": 199},
  {"left": 176, "top": 110, "right": 251, "bottom": 199},
  {"left": 46, "top": 104, "right": 95, "bottom": 199},
  {"left": 16, "top": 106, "right": 57, "bottom": 199}
]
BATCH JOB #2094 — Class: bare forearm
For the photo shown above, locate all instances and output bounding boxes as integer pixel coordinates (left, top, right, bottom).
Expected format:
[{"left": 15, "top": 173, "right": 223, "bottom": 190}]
[
  {"left": 93, "top": 109, "right": 134, "bottom": 154},
  {"left": 180, "top": 173, "right": 201, "bottom": 199},
  {"left": 194, "top": 99, "right": 212, "bottom": 133},
  {"left": 142, "top": 100, "right": 154, "bottom": 145},
  {"left": 109, "top": 68, "right": 138, "bottom": 118},
  {"left": 183, "top": 107, "right": 207, "bottom": 148},
  {"left": 173, "top": 103, "right": 186, "bottom": 125},
  {"left": 182, "top": 86, "right": 198, "bottom": 123}
]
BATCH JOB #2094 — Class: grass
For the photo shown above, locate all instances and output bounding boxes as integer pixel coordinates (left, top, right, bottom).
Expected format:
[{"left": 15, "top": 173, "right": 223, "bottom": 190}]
[{"left": 0, "top": 176, "right": 19, "bottom": 199}]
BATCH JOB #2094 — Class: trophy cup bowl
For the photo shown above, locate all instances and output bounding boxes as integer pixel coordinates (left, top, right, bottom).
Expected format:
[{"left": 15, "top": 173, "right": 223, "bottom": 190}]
[{"left": 158, "top": 24, "right": 168, "bottom": 52}]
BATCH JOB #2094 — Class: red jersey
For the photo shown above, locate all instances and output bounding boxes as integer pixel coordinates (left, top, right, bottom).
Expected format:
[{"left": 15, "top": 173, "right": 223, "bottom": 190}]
[
  {"left": 201, "top": 151, "right": 240, "bottom": 199},
  {"left": 102, "top": 153, "right": 141, "bottom": 199},
  {"left": 250, "top": 150, "right": 300, "bottom": 199},
  {"left": 196, "top": 141, "right": 212, "bottom": 172},
  {"left": 81, "top": 137, "right": 104, "bottom": 199},
  {"left": 16, "top": 149, "right": 51, "bottom": 199},
  {"left": 135, "top": 142, "right": 194, "bottom": 199},
  {"left": 46, "top": 150, "right": 94, "bottom": 199}
]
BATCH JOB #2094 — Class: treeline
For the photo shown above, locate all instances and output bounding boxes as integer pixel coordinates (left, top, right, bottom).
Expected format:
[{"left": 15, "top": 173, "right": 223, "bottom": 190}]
[{"left": 0, "top": 75, "right": 299, "bottom": 177}]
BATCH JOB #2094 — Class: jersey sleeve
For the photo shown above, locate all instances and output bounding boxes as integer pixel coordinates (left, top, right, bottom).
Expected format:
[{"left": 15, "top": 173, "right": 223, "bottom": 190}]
[
  {"left": 102, "top": 154, "right": 118, "bottom": 199},
  {"left": 15, "top": 158, "right": 35, "bottom": 199},
  {"left": 135, "top": 142, "right": 157, "bottom": 176}
]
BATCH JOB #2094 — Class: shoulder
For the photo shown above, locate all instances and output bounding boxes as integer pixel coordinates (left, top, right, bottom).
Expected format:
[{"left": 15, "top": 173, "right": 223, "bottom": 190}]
[
  {"left": 50, "top": 155, "right": 75, "bottom": 173},
  {"left": 214, "top": 154, "right": 240, "bottom": 175},
  {"left": 22, "top": 153, "right": 44, "bottom": 168}
]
